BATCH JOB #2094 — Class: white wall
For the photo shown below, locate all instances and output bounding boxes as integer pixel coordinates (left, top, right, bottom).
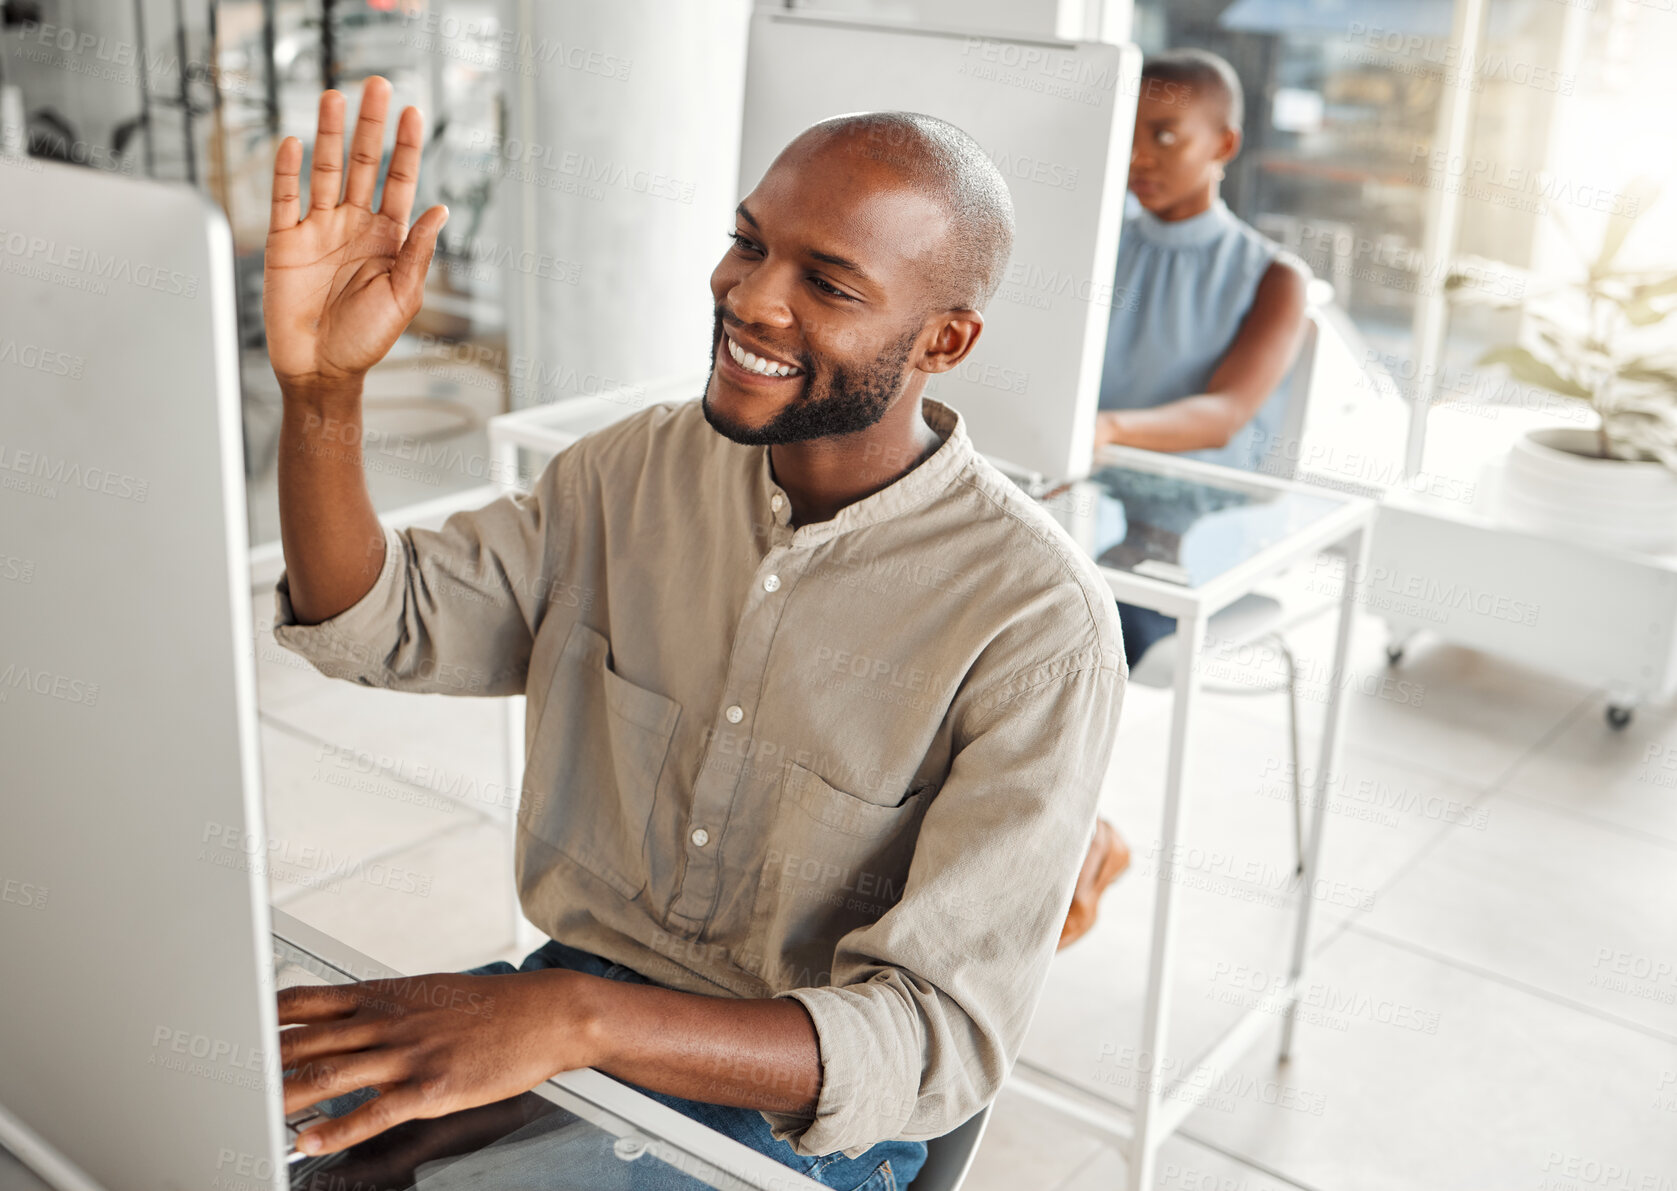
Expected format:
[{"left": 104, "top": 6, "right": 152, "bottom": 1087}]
[
  {"left": 784, "top": 0, "right": 1131, "bottom": 44},
  {"left": 497, "top": 0, "right": 753, "bottom": 407}
]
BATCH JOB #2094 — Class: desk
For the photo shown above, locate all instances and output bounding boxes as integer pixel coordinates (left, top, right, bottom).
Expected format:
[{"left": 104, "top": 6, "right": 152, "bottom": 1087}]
[
  {"left": 271, "top": 909, "right": 823, "bottom": 1191},
  {"left": 1025, "top": 446, "right": 1375, "bottom": 1191}
]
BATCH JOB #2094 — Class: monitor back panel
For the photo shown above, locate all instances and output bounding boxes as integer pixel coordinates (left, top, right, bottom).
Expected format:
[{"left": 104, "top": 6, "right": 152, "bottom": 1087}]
[
  {"left": 739, "top": 11, "right": 1139, "bottom": 482},
  {"left": 0, "top": 159, "right": 284, "bottom": 1191}
]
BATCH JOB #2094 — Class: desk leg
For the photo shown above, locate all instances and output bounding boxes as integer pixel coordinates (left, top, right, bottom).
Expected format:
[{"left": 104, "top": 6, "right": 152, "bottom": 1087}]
[
  {"left": 1127, "top": 610, "right": 1206, "bottom": 1191},
  {"left": 1279, "top": 527, "right": 1369, "bottom": 1061}
]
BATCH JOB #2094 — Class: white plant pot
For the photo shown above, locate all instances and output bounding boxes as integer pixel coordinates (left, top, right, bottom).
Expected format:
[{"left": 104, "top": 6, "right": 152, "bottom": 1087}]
[{"left": 1498, "top": 426, "right": 1677, "bottom": 555}]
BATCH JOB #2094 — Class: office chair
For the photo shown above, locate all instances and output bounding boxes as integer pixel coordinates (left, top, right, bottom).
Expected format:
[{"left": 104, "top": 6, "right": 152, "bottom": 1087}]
[
  {"left": 908, "top": 1104, "right": 992, "bottom": 1191},
  {"left": 1122, "top": 298, "right": 1330, "bottom": 872}
]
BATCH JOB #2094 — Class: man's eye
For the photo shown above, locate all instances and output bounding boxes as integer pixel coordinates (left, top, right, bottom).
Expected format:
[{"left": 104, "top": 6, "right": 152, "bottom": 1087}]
[
  {"left": 811, "top": 276, "right": 853, "bottom": 300},
  {"left": 727, "top": 230, "right": 759, "bottom": 252}
]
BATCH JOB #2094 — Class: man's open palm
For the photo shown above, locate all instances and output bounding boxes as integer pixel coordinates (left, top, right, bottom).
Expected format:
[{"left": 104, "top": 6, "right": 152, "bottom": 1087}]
[{"left": 263, "top": 77, "right": 447, "bottom": 390}]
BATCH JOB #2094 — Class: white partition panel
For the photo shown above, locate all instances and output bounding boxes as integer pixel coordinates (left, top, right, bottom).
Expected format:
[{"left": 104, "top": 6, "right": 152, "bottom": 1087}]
[{"left": 738, "top": 9, "right": 1139, "bottom": 481}]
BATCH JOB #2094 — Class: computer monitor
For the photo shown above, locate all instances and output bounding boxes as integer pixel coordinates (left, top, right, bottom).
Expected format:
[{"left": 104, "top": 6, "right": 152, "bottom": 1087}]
[{"left": 0, "top": 157, "right": 288, "bottom": 1191}]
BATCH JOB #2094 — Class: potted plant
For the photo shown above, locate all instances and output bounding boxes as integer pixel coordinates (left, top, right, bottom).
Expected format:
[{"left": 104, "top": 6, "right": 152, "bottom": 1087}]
[{"left": 1445, "top": 179, "right": 1677, "bottom": 554}]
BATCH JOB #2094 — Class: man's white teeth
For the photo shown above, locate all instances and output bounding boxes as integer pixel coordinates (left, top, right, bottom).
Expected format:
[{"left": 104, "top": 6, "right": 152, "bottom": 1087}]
[{"left": 728, "top": 335, "right": 800, "bottom": 377}]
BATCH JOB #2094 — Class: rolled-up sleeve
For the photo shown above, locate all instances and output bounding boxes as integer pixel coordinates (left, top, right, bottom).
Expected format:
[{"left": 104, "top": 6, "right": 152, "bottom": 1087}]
[
  {"left": 759, "top": 655, "right": 1124, "bottom": 1158},
  {"left": 272, "top": 456, "right": 574, "bottom": 697}
]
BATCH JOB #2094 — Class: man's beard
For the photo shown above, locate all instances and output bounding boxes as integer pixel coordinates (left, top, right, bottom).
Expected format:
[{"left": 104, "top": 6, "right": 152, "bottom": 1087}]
[{"left": 702, "top": 310, "right": 919, "bottom": 446}]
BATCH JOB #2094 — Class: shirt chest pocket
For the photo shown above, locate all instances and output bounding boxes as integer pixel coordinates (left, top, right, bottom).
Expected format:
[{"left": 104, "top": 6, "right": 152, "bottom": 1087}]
[
  {"left": 520, "top": 620, "right": 681, "bottom": 899},
  {"left": 742, "top": 763, "right": 933, "bottom": 989}
]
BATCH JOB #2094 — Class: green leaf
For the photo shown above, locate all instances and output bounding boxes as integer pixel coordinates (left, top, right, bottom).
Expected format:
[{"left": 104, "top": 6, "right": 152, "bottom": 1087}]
[
  {"left": 1631, "top": 273, "right": 1677, "bottom": 301},
  {"left": 1477, "top": 345, "right": 1593, "bottom": 399},
  {"left": 1617, "top": 363, "right": 1677, "bottom": 388},
  {"left": 1592, "top": 178, "right": 1661, "bottom": 279},
  {"left": 1624, "top": 299, "right": 1677, "bottom": 327}
]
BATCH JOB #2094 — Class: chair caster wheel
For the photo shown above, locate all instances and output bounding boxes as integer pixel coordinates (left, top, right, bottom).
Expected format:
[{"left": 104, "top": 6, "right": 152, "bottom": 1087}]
[{"left": 1607, "top": 705, "right": 1633, "bottom": 730}]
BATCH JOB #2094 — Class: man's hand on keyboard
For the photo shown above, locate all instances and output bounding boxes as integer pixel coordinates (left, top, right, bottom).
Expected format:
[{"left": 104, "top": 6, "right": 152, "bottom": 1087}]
[{"left": 278, "top": 970, "right": 595, "bottom": 1156}]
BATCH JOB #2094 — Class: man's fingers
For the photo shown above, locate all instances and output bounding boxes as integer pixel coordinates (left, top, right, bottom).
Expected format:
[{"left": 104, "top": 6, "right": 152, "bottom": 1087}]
[
  {"left": 342, "top": 77, "right": 391, "bottom": 210},
  {"left": 308, "top": 90, "right": 346, "bottom": 212},
  {"left": 378, "top": 106, "right": 425, "bottom": 226},
  {"left": 293, "top": 1084, "right": 425, "bottom": 1156},
  {"left": 277, "top": 1019, "right": 390, "bottom": 1069},
  {"left": 277, "top": 982, "right": 365, "bottom": 1025},
  {"left": 283, "top": 1051, "right": 408, "bottom": 1116},
  {"left": 392, "top": 205, "right": 448, "bottom": 313},
  {"left": 270, "top": 136, "right": 303, "bottom": 232}
]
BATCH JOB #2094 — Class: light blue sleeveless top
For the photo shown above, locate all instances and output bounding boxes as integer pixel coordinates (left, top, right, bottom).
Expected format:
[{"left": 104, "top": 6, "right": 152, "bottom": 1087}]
[{"left": 1098, "top": 192, "right": 1286, "bottom": 472}]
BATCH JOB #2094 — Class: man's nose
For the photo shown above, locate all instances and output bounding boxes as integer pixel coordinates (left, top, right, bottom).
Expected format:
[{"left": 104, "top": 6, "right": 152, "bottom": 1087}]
[{"left": 726, "top": 265, "right": 795, "bottom": 329}]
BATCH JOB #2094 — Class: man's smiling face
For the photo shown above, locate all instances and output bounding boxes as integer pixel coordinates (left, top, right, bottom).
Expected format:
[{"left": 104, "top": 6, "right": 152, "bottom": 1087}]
[{"left": 703, "top": 133, "right": 955, "bottom": 446}]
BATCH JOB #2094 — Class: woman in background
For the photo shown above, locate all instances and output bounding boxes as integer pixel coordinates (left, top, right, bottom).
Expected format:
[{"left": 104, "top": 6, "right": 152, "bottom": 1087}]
[{"left": 1098, "top": 48, "right": 1311, "bottom": 665}]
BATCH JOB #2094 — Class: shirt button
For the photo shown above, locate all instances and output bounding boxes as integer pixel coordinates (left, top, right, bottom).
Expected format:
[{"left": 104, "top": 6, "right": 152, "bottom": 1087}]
[
  {"left": 725, "top": 705, "right": 744, "bottom": 724},
  {"left": 763, "top": 574, "right": 781, "bottom": 593},
  {"left": 690, "top": 827, "right": 710, "bottom": 847},
  {"left": 770, "top": 494, "right": 784, "bottom": 512}
]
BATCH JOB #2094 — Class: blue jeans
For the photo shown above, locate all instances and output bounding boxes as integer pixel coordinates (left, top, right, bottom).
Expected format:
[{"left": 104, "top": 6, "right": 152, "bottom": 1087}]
[
  {"left": 306, "top": 939, "right": 926, "bottom": 1190},
  {"left": 1117, "top": 600, "right": 1176, "bottom": 667}
]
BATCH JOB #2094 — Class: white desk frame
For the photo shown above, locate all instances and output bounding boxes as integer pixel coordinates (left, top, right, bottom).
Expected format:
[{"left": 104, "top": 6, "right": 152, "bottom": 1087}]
[
  {"left": 1011, "top": 443, "right": 1376, "bottom": 1190},
  {"left": 270, "top": 907, "right": 824, "bottom": 1191}
]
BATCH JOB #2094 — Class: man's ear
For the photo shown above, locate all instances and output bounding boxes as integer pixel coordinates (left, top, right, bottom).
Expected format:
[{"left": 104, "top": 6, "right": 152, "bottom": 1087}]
[{"left": 918, "top": 311, "right": 985, "bottom": 375}]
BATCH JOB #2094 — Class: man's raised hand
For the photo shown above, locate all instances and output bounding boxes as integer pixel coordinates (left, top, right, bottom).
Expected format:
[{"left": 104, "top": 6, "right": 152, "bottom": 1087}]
[{"left": 262, "top": 76, "right": 448, "bottom": 394}]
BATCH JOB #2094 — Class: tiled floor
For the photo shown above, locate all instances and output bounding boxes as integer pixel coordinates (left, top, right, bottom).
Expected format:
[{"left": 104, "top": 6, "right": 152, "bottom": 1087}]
[{"left": 251, "top": 577, "right": 1677, "bottom": 1190}]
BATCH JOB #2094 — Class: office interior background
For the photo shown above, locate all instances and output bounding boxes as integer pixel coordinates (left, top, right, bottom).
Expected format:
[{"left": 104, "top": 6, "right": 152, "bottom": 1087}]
[{"left": 3, "top": 0, "right": 1676, "bottom": 1188}]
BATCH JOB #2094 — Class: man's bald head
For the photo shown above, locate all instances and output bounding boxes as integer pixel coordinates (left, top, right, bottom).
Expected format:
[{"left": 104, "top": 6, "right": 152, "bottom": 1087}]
[{"left": 780, "top": 111, "right": 1016, "bottom": 315}]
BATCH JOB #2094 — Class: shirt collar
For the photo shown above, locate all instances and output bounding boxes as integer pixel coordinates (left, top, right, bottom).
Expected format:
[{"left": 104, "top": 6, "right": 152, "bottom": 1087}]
[
  {"left": 756, "top": 397, "right": 972, "bottom": 547},
  {"left": 1127, "top": 194, "right": 1235, "bottom": 249}
]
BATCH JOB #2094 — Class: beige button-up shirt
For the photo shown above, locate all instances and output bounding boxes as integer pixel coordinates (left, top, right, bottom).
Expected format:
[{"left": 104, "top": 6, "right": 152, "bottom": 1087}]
[{"left": 274, "top": 396, "right": 1125, "bottom": 1158}]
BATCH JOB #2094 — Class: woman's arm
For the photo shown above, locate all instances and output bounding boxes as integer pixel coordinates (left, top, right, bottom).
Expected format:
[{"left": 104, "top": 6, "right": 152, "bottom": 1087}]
[{"left": 1096, "top": 256, "right": 1310, "bottom": 453}]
